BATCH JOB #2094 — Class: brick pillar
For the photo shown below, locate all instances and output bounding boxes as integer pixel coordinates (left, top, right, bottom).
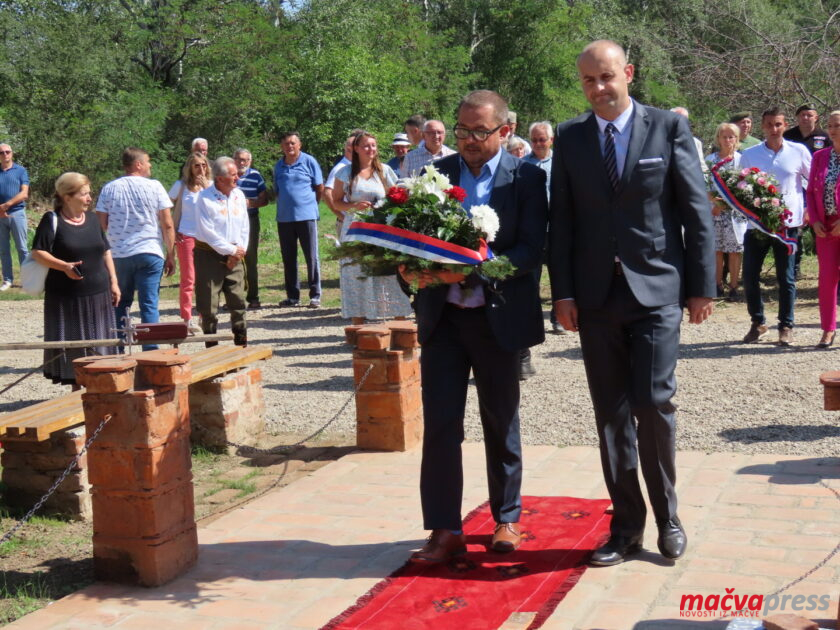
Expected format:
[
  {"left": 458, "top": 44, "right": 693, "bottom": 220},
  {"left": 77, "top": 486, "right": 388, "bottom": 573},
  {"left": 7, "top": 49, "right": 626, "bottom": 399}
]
[
  {"left": 1, "top": 426, "right": 91, "bottom": 520},
  {"left": 75, "top": 351, "right": 197, "bottom": 587},
  {"left": 188, "top": 367, "right": 266, "bottom": 453},
  {"left": 819, "top": 371, "right": 840, "bottom": 410},
  {"left": 347, "top": 321, "right": 422, "bottom": 451}
]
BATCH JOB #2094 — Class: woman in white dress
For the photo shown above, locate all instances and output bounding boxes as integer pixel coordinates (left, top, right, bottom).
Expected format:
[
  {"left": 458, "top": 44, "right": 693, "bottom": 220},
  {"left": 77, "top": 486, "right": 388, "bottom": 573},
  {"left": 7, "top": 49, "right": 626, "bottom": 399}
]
[
  {"left": 705, "top": 122, "right": 747, "bottom": 301},
  {"left": 332, "top": 131, "right": 413, "bottom": 323}
]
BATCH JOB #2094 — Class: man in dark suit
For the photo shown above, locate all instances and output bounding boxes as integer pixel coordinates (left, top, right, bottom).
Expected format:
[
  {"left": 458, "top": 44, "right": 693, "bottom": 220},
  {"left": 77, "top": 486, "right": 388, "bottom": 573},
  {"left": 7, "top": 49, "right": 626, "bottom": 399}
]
[
  {"left": 401, "top": 90, "right": 548, "bottom": 563},
  {"left": 549, "top": 41, "right": 715, "bottom": 566}
]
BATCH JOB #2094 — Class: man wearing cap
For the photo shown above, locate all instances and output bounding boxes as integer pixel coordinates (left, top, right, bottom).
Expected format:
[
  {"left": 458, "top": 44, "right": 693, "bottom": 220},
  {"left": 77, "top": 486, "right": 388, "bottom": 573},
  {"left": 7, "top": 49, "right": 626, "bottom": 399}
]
[
  {"left": 387, "top": 133, "right": 411, "bottom": 174},
  {"left": 503, "top": 112, "right": 532, "bottom": 156},
  {"left": 730, "top": 112, "right": 761, "bottom": 149},
  {"left": 400, "top": 120, "right": 456, "bottom": 178}
]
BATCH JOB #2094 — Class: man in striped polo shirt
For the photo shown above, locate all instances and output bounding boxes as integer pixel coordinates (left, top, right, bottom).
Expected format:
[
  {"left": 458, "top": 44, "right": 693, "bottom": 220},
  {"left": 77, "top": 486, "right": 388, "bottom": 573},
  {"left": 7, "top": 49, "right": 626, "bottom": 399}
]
[{"left": 234, "top": 148, "right": 268, "bottom": 309}]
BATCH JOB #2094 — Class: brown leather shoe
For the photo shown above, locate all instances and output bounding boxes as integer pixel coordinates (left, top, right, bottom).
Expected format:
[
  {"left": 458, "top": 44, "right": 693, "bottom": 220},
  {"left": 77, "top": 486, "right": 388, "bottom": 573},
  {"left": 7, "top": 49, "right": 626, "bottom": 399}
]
[
  {"left": 491, "top": 522, "right": 522, "bottom": 553},
  {"left": 410, "top": 529, "right": 466, "bottom": 564}
]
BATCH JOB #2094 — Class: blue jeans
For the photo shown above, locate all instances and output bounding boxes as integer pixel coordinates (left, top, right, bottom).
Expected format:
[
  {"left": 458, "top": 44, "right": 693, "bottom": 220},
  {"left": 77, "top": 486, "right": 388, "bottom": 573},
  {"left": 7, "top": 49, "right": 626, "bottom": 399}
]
[
  {"left": 0, "top": 210, "right": 29, "bottom": 283},
  {"left": 742, "top": 228, "right": 797, "bottom": 329},
  {"left": 114, "top": 253, "right": 164, "bottom": 350}
]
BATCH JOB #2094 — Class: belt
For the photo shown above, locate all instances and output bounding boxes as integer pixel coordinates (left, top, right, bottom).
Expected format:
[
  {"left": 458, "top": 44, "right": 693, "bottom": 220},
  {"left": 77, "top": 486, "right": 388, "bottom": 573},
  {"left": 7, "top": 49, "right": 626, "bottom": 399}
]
[{"left": 193, "top": 240, "right": 214, "bottom": 252}]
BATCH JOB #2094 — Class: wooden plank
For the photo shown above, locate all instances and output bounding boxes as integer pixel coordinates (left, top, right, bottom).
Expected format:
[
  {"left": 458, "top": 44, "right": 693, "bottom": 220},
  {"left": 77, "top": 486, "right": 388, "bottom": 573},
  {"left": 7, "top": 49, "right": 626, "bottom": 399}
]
[
  {"left": 0, "top": 391, "right": 83, "bottom": 435},
  {"left": 0, "top": 333, "right": 233, "bottom": 351},
  {"left": 4, "top": 406, "right": 86, "bottom": 441},
  {"left": 188, "top": 347, "right": 272, "bottom": 383}
]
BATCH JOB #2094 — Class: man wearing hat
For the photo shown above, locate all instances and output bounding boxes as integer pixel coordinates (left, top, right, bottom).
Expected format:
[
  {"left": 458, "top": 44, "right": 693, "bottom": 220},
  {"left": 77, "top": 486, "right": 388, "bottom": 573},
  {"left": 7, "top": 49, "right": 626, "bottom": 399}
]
[
  {"left": 729, "top": 112, "right": 761, "bottom": 149},
  {"left": 387, "top": 133, "right": 411, "bottom": 174},
  {"left": 784, "top": 104, "right": 828, "bottom": 154}
]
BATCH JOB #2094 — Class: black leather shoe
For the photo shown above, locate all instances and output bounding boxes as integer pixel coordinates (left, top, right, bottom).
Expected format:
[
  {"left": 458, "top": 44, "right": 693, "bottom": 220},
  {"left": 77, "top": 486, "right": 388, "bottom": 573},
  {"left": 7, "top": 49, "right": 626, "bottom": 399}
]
[
  {"left": 589, "top": 534, "right": 643, "bottom": 567},
  {"left": 657, "top": 516, "right": 687, "bottom": 559}
]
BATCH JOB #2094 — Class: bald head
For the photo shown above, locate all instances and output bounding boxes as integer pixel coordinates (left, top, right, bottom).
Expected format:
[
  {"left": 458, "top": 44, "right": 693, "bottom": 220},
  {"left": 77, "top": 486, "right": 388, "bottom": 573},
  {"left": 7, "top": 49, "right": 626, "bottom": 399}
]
[
  {"left": 577, "top": 40, "right": 627, "bottom": 68},
  {"left": 576, "top": 39, "right": 634, "bottom": 121}
]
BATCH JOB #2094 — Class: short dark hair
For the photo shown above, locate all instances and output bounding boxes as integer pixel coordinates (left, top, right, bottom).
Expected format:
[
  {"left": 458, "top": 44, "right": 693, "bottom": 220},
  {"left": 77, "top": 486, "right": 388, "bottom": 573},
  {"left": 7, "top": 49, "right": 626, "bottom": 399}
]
[
  {"left": 458, "top": 90, "right": 509, "bottom": 126},
  {"left": 121, "top": 147, "right": 149, "bottom": 169},
  {"left": 280, "top": 131, "right": 301, "bottom": 143},
  {"left": 761, "top": 107, "right": 786, "bottom": 121},
  {"left": 404, "top": 114, "right": 426, "bottom": 130}
]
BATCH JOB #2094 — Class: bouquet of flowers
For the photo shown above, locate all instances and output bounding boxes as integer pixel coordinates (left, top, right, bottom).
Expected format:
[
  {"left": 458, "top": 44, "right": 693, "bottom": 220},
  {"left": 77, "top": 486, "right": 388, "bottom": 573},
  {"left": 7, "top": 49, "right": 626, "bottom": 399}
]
[
  {"left": 709, "top": 158, "right": 796, "bottom": 253},
  {"left": 332, "top": 165, "right": 515, "bottom": 284}
]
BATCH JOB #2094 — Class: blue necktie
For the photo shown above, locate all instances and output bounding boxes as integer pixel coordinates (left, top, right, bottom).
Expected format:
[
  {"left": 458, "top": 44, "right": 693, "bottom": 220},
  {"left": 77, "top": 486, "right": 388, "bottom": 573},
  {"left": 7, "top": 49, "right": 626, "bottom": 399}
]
[{"left": 604, "top": 123, "right": 619, "bottom": 190}]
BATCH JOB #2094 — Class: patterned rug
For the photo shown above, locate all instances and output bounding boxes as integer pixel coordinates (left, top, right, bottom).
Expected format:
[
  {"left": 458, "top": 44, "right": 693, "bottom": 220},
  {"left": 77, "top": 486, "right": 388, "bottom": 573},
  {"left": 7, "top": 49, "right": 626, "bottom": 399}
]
[{"left": 321, "top": 496, "right": 612, "bottom": 630}]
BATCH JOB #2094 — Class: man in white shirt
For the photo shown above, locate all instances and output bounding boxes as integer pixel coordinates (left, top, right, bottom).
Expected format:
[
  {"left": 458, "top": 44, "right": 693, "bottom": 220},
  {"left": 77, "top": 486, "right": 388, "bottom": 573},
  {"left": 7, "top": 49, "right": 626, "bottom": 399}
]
[
  {"left": 195, "top": 157, "right": 250, "bottom": 347},
  {"left": 96, "top": 147, "right": 175, "bottom": 350},
  {"left": 400, "top": 120, "right": 456, "bottom": 177},
  {"left": 740, "top": 107, "right": 812, "bottom": 346}
]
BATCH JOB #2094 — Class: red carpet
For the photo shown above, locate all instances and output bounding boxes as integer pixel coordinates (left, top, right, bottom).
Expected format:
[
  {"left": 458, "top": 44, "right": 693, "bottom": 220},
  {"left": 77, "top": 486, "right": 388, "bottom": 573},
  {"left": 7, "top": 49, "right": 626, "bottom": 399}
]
[{"left": 321, "top": 496, "right": 612, "bottom": 630}]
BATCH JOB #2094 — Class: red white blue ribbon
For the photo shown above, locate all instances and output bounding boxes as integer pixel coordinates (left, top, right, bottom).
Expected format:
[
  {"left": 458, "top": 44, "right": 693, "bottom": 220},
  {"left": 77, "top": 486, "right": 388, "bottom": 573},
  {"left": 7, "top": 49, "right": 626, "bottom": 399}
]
[
  {"left": 345, "top": 221, "right": 493, "bottom": 265},
  {"left": 710, "top": 158, "right": 797, "bottom": 254}
]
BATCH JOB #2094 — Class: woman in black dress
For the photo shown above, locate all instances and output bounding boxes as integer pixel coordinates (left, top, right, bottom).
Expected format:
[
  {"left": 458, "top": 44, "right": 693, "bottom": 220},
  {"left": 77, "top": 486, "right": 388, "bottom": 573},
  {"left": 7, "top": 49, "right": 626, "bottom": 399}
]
[{"left": 31, "top": 172, "right": 120, "bottom": 388}]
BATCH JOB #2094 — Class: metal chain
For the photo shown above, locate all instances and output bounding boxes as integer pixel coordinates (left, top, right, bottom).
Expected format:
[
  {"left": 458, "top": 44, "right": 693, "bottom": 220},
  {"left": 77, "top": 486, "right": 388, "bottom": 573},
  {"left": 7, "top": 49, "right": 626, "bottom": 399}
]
[
  {"left": 0, "top": 414, "right": 112, "bottom": 547},
  {"left": 763, "top": 479, "right": 840, "bottom": 597},
  {"left": 190, "top": 364, "right": 374, "bottom": 455},
  {"left": 0, "top": 351, "right": 65, "bottom": 397},
  {"left": 719, "top": 477, "right": 840, "bottom": 619}
]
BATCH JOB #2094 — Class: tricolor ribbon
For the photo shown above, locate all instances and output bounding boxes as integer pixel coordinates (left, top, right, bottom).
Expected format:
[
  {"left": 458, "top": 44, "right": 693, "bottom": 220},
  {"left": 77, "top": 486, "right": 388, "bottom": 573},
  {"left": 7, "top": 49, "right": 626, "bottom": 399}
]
[
  {"left": 710, "top": 158, "right": 797, "bottom": 254},
  {"left": 345, "top": 221, "right": 493, "bottom": 265}
]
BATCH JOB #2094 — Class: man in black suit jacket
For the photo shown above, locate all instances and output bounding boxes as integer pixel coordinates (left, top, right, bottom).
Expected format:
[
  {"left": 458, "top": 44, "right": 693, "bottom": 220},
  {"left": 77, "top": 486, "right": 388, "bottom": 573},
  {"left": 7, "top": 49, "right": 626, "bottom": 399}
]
[
  {"left": 549, "top": 41, "right": 716, "bottom": 566},
  {"left": 401, "top": 90, "right": 548, "bottom": 564}
]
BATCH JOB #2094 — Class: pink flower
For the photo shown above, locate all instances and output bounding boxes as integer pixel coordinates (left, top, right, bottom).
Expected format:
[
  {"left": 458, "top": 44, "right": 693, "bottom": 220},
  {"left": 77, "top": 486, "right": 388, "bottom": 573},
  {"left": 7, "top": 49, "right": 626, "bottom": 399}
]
[
  {"left": 753, "top": 198, "right": 761, "bottom": 207},
  {"left": 756, "top": 177, "right": 767, "bottom": 186},
  {"left": 771, "top": 198, "right": 780, "bottom": 207},
  {"left": 741, "top": 168, "right": 751, "bottom": 176},
  {"left": 737, "top": 180, "right": 748, "bottom": 190}
]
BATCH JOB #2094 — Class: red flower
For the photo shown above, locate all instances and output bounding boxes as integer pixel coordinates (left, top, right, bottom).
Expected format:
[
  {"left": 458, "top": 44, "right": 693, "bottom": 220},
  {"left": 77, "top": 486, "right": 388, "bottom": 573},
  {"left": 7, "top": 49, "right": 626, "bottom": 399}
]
[
  {"left": 386, "top": 186, "right": 409, "bottom": 204},
  {"left": 750, "top": 167, "right": 761, "bottom": 174},
  {"left": 444, "top": 186, "right": 467, "bottom": 203},
  {"left": 768, "top": 184, "right": 778, "bottom": 194}
]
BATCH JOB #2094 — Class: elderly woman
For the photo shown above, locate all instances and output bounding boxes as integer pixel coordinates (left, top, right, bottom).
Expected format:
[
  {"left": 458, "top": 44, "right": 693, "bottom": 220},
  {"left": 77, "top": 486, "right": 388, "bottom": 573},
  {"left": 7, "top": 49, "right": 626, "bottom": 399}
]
[
  {"left": 332, "top": 131, "right": 412, "bottom": 324},
  {"left": 806, "top": 110, "right": 840, "bottom": 348},
  {"left": 169, "top": 152, "right": 211, "bottom": 332},
  {"left": 506, "top": 136, "right": 527, "bottom": 159},
  {"left": 706, "top": 122, "right": 747, "bottom": 301},
  {"left": 31, "top": 173, "right": 120, "bottom": 388}
]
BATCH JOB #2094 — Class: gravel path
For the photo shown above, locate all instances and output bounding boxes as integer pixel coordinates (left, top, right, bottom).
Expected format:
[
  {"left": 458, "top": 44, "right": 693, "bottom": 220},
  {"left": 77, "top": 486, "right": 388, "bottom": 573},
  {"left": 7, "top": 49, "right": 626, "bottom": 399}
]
[{"left": 1, "top": 291, "right": 838, "bottom": 457}]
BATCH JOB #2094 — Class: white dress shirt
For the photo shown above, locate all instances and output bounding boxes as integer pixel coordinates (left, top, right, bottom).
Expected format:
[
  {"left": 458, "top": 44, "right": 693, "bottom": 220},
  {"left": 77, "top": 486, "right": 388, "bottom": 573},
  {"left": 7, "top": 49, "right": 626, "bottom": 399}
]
[
  {"left": 195, "top": 184, "right": 249, "bottom": 256},
  {"left": 739, "top": 140, "right": 812, "bottom": 228}
]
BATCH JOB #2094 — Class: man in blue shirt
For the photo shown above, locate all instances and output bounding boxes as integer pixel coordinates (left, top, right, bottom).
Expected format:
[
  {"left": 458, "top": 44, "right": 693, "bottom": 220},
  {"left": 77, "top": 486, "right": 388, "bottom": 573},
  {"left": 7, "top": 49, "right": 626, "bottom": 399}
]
[
  {"left": 273, "top": 132, "right": 324, "bottom": 308},
  {"left": 234, "top": 148, "right": 268, "bottom": 309},
  {"left": 0, "top": 144, "right": 30, "bottom": 291}
]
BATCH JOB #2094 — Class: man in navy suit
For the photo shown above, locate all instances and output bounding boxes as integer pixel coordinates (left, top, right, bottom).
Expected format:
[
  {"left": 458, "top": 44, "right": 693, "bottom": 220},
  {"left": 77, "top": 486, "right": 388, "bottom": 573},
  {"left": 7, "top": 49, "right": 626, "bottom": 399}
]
[
  {"left": 401, "top": 90, "right": 548, "bottom": 563},
  {"left": 549, "top": 41, "right": 716, "bottom": 566}
]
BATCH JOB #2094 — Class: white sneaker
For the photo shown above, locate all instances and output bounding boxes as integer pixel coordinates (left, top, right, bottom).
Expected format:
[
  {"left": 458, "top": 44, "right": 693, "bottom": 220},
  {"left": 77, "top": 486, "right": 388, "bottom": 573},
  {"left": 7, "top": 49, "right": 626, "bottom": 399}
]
[
  {"left": 186, "top": 318, "right": 203, "bottom": 334},
  {"left": 0, "top": 280, "right": 11, "bottom": 291}
]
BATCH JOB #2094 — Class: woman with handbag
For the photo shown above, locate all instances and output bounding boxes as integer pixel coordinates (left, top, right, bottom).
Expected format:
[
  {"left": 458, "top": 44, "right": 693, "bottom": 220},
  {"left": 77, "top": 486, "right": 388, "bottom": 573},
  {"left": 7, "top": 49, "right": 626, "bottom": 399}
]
[
  {"left": 30, "top": 172, "right": 120, "bottom": 388},
  {"left": 168, "top": 152, "right": 210, "bottom": 332}
]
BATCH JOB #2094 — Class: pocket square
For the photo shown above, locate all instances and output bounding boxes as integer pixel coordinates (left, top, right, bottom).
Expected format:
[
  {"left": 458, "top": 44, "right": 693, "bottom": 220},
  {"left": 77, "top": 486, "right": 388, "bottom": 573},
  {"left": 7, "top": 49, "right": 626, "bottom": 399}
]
[{"left": 638, "top": 157, "right": 664, "bottom": 164}]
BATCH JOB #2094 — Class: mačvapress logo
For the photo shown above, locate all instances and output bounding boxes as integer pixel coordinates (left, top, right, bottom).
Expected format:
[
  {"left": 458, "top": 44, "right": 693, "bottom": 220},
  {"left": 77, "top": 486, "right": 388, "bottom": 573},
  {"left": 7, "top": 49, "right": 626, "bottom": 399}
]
[{"left": 679, "top": 589, "right": 831, "bottom": 618}]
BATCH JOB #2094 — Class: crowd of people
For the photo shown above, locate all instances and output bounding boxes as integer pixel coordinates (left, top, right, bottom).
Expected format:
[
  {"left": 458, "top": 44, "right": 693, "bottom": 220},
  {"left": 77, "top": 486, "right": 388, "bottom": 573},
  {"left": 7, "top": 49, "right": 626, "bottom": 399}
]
[{"left": 1, "top": 37, "right": 839, "bottom": 569}]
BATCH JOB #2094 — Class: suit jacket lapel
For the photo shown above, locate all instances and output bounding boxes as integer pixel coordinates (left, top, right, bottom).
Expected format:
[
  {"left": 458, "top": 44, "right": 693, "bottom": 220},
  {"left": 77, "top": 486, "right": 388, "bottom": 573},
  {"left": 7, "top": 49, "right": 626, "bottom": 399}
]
[{"left": 621, "top": 103, "right": 650, "bottom": 189}]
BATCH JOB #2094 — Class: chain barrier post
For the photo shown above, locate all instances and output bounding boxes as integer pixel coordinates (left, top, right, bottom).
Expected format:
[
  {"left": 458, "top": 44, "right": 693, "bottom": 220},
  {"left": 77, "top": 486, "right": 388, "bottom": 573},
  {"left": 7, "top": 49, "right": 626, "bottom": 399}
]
[{"left": 76, "top": 351, "right": 197, "bottom": 587}]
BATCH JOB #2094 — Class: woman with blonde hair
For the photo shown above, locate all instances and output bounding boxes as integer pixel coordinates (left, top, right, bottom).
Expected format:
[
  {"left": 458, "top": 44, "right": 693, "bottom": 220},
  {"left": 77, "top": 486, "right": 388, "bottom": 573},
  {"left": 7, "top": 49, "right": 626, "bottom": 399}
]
[
  {"left": 332, "top": 131, "right": 413, "bottom": 323},
  {"left": 169, "top": 152, "right": 211, "bottom": 332},
  {"left": 706, "top": 122, "right": 747, "bottom": 301},
  {"left": 31, "top": 172, "right": 120, "bottom": 388},
  {"left": 807, "top": 110, "right": 840, "bottom": 347}
]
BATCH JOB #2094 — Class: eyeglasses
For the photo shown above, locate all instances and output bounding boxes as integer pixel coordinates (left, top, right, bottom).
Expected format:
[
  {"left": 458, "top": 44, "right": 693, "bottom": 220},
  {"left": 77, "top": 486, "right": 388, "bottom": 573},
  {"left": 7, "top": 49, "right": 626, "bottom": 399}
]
[
  {"left": 453, "top": 124, "right": 504, "bottom": 142},
  {"left": 0, "top": 150, "right": 11, "bottom": 155}
]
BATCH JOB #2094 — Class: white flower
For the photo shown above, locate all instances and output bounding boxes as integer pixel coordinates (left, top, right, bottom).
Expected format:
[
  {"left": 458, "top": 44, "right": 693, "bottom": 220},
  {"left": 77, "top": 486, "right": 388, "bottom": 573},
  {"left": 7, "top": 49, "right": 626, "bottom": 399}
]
[
  {"left": 406, "top": 164, "right": 451, "bottom": 201},
  {"left": 470, "top": 204, "right": 500, "bottom": 241}
]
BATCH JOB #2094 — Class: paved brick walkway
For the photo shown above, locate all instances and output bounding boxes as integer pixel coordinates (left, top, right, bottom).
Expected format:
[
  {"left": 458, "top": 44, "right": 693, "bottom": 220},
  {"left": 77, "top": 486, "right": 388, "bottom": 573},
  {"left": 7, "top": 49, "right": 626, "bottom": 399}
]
[{"left": 9, "top": 445, "right": 840, "bottom": 630}]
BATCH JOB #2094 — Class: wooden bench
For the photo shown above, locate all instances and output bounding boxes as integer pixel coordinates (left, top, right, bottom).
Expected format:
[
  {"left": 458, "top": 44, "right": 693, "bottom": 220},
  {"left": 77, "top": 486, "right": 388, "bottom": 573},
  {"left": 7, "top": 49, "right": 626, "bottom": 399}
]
[{"left": 0, "top": 345, "right": 273, "bottom": 442}]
